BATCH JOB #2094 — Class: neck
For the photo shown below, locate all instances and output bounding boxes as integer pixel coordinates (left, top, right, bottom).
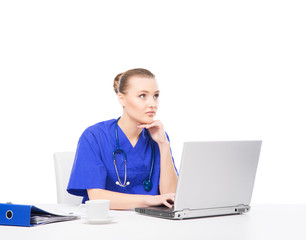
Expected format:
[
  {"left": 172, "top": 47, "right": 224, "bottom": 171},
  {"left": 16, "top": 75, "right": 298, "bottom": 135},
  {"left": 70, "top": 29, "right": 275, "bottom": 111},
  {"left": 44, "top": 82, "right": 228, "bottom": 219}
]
[{"left": 117, "top": 114, "right": 142, "bottom": 147}]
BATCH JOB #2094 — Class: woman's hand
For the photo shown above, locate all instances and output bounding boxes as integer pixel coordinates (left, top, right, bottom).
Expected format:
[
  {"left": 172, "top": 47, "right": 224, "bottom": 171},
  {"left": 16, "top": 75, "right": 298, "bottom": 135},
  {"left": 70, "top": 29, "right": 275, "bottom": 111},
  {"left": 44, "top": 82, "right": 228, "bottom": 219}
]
[
  {"left": 137, "top": 120, "right": 168, "bottom": 145},
  {"left": 88, "top": 189, "right": 175, "bottom": 210},
  {"left": 144, "top": 193, "right": 175, "bottom": 208},
  {"left": 138, "top": 119, "right": 178, "bottom": 194}
]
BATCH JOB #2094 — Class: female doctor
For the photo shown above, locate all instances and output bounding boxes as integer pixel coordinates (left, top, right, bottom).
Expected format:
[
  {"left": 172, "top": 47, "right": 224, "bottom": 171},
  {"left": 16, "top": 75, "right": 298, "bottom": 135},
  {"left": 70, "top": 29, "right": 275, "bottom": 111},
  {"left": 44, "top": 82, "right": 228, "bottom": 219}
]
[{"left": 67, "top": 68, "right": 178, "bottom": 210}]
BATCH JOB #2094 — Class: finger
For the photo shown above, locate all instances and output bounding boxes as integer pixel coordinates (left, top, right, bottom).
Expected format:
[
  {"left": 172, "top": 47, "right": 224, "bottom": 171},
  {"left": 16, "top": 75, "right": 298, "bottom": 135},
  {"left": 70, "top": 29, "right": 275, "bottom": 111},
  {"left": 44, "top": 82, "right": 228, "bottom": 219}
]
[
  {"left": 137, "top": 122, "right": 152, "bottom": 127},
  {"left": 163, "top": 200, "right": 172, "bottom": 208},
  {"left": 137, "top": 122, "right": 157, "bottom": 129},
  {"left": 137, "top": 125, "right": 151, "bottom": 130},
  {"left": 167, "top": 195, "right": 175, "bottom": 205},
  {"left": 146, "top": 122, "right": 161, "bottom": 130}
]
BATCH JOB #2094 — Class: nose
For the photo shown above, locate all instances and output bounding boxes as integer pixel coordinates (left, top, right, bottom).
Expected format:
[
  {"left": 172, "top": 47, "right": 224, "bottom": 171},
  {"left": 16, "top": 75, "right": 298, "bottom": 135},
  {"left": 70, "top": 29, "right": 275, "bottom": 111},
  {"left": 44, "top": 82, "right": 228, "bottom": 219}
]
[{"left": 148, "top": 96, "right": 158, "bottom": 109}]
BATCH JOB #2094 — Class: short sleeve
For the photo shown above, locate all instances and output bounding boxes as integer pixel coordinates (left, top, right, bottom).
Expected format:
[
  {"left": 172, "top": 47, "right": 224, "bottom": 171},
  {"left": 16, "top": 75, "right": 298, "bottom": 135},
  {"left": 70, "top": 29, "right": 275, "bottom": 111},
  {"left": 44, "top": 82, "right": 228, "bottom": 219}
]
[
  {"left": 67, "top": 129, "right": 107, "bottom": 198},
  {"left": 165, "top": 132, "right": 179, "bottom": 175}
]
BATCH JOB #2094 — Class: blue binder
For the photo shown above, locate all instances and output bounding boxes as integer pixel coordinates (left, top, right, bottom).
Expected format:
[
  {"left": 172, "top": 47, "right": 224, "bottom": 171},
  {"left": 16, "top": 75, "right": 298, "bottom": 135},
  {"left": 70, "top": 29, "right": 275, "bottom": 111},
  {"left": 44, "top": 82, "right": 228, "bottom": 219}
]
[{"left": 0, "top": 203, "right": 78, "bottom": 227}]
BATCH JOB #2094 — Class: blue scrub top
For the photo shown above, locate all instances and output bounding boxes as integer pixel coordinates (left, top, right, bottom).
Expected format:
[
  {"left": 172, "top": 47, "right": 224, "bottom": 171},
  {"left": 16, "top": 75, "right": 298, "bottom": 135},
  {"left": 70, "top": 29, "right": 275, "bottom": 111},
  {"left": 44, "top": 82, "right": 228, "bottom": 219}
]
[{"left": 67, "top": 119, "right": 177, "bottom": 203}]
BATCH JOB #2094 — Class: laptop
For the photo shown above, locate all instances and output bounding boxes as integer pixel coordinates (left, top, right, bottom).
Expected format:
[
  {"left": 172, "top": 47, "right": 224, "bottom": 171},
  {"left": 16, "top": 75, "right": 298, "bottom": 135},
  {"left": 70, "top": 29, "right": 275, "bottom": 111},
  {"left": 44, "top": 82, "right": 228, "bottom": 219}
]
[{"left": 135, "top": 141, "right": 262, "bottom": 219}]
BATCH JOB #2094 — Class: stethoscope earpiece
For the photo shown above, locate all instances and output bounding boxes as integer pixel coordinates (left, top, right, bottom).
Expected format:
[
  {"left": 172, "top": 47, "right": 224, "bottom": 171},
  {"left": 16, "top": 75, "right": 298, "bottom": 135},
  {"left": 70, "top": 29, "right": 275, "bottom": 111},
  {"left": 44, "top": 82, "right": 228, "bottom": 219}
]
[{"left": 116, "top": 181, "right": 130, "bottom": 186}]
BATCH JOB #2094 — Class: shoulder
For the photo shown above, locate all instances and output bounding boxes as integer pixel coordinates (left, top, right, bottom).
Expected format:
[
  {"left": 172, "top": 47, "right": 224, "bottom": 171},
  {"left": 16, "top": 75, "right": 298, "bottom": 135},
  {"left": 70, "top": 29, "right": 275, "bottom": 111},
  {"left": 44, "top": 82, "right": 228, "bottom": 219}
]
[
  {"left": 80, "top": 119, "right": 116, "bottom": 141},
  {"left": 85, "top": 119, "right": 116, "bottom": 131}
]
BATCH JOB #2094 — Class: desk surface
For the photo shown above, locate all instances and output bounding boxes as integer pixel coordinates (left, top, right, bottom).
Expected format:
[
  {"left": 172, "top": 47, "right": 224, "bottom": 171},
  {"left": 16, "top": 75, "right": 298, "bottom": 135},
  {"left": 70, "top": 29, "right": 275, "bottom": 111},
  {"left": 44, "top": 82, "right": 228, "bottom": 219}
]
[{"left": 1, "top": 204, "right": 306, "bottom": 240}]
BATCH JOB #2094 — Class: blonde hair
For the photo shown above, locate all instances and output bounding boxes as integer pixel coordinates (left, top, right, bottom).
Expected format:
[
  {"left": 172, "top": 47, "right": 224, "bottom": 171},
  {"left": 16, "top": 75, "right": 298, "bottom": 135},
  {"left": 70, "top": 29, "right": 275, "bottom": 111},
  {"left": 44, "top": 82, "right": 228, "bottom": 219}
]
[{"left": 113, "top": 68, "right": 155, "bottom": 95}]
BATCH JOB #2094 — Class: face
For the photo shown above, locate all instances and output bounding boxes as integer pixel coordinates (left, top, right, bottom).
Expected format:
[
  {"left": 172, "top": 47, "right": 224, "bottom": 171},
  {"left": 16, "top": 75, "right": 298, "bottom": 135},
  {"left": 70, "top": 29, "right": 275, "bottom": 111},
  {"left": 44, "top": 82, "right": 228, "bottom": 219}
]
[{"left": 119, "top": 76, "right": 159, "bottom": 124}]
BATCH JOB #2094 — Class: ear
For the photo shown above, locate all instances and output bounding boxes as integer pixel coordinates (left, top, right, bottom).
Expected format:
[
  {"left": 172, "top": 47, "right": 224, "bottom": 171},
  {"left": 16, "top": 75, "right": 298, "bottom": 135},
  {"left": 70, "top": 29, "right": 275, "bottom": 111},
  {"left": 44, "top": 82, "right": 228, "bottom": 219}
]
[{"left": 118, "top": 93, "right": 126, "bottom": 107}]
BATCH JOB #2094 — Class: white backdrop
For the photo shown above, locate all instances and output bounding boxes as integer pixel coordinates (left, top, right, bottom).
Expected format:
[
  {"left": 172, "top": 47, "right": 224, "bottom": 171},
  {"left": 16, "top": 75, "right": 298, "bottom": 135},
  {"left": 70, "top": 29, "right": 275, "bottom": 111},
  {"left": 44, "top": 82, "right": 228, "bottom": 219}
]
[{"left": 0, "top": 0, "right": 305, "bottom": 204}]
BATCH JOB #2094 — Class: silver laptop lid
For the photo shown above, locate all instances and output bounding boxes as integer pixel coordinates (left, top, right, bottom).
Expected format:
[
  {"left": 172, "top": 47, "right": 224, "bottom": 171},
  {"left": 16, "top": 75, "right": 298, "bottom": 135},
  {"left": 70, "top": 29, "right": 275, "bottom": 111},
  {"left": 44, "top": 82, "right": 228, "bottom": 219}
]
[{"left": 174, "top": 141, "right": 262, "bottom": 212}]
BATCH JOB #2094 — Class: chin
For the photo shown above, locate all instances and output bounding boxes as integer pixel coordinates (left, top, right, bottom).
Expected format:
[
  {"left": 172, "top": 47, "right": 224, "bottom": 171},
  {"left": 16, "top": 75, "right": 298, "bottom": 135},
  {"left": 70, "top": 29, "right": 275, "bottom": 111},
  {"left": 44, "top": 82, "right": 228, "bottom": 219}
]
[{"left": 139, "top": 116, "right": 155, "bottom": 124}]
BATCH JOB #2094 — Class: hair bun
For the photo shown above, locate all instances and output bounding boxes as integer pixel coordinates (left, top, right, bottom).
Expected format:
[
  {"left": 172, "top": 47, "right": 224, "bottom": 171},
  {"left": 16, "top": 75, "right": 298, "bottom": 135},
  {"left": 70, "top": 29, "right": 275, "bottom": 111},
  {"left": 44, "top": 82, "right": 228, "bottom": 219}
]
[{"left": 113, "top": 72, "right": 123, "bottom": 94}]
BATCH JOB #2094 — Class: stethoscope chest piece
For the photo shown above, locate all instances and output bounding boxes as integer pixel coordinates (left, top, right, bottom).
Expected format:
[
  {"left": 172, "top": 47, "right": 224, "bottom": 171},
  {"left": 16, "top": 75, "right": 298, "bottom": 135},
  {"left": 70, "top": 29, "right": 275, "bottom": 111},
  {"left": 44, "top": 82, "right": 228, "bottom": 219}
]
[{"left": 143, "top": 179, "right": 152, "bottom": 191}]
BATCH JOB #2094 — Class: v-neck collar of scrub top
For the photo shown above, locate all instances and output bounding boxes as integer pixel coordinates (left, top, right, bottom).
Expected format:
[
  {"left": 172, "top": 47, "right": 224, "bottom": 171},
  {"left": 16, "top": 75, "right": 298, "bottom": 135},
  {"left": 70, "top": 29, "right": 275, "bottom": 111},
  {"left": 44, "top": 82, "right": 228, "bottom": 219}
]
[{"left": 116, "top": 124, "right": 149, "bottom": 165}]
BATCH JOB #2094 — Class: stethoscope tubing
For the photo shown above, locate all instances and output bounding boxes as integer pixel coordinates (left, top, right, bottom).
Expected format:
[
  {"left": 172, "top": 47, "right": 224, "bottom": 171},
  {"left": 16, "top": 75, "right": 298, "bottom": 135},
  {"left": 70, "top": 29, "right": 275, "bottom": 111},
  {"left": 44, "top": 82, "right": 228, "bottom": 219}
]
[{"left": 113, "top": 117, "right": 155, "bottom": 191}]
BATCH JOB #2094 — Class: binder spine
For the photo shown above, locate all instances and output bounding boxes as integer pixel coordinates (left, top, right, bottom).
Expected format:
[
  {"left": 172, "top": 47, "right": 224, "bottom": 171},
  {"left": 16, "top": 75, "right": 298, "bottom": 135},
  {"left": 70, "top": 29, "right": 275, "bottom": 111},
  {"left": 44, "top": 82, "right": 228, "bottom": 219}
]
[{"left": 0, "top": 203, "right": 32, "bottom": 227}]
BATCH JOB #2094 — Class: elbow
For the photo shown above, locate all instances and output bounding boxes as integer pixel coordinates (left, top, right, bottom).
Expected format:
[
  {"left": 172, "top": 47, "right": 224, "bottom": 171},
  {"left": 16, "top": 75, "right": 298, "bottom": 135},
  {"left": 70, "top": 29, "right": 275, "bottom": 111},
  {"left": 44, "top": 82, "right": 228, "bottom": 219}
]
[{"left": 159, "top": 178, "right": 178, "bottom": 195}]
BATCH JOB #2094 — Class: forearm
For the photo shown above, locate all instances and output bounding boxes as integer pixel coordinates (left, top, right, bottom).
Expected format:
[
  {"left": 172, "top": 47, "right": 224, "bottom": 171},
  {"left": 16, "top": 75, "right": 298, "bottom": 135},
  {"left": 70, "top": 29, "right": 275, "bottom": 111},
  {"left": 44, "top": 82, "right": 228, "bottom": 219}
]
[
  {"left": 87, "top": 189, "right": 175, "bottom": 210},
  {"left": 87, "top": 189, "right": 148, "bottom": 210},
  {"left": 158, "top": 141, "right": 178, "bottom": 194}
]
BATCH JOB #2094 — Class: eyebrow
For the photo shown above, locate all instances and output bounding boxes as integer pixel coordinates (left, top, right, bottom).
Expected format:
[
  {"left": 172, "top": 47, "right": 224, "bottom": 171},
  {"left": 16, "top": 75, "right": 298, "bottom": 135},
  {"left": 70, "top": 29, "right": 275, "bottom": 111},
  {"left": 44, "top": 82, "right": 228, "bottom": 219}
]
[{"left": 137, "top": 90, "right": 160, "bottom": 94}]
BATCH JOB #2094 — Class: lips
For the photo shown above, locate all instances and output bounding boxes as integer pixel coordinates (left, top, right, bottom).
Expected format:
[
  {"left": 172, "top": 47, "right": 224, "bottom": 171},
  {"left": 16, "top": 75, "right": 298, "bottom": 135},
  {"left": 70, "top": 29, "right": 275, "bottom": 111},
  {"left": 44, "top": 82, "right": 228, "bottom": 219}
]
[{"left": 146, "top": 111, "right": 156, "bottom": 115}]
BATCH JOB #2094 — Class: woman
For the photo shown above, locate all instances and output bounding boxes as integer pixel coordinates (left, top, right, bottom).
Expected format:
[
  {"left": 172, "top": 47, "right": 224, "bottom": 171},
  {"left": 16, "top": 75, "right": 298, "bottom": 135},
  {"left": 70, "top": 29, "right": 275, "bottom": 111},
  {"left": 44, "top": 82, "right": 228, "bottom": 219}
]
[{"left": 67, "top": 68, "right": 178, "bottom": 210}]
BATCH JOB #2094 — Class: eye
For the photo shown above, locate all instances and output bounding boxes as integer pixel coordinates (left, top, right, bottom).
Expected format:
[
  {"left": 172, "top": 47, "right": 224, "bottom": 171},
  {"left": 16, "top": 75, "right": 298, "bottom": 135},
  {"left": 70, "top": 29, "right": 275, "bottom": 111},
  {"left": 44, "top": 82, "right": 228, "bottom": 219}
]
[
  {"left": 154, "top": 93, "right": 159, "bottom": 99},
  {"left": 139, "top": 94, "right": 146, "bottom": 99}
]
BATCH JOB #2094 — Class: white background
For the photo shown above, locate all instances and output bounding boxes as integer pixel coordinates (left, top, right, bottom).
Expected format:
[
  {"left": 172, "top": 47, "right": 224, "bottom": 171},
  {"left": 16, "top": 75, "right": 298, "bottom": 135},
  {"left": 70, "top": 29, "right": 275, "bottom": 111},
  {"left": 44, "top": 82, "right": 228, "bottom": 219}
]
[{"left": 0, "top": 0, "right": 305, "bottom": 204}]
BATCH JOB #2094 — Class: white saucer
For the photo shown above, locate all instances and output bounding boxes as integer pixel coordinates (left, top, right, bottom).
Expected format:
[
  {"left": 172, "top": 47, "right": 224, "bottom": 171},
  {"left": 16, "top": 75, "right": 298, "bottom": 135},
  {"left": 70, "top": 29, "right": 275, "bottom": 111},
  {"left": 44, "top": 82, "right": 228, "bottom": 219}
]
[{"left": 84, "top": 216, "right": 114, "bottom": 224}]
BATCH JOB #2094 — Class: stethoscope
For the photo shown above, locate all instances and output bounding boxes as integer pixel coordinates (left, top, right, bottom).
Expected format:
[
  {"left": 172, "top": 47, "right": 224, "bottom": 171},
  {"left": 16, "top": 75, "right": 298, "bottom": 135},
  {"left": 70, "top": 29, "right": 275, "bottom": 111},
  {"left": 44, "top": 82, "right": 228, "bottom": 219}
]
[{"left": 113, "top": 117, "right": 155, "bottom": 191}]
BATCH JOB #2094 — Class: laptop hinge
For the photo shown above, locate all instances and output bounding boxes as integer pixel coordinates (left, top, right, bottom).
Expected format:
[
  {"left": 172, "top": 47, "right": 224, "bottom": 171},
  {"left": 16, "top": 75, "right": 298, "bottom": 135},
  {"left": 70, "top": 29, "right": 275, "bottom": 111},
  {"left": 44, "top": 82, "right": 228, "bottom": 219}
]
[
  {"left": 174, "top": 209, "right": 190, "bottom": 219},
  {"left": 234, "top": 205, "right": 250, "bottom": 213}
]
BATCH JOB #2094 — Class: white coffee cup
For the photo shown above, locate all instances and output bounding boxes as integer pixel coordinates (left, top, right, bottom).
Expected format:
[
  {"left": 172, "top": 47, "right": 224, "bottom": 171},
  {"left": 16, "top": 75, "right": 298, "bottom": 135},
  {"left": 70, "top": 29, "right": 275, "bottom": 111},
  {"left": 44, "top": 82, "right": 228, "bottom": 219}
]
[{"left": 80, "top": 199, "right": 110, "bottom": 220}]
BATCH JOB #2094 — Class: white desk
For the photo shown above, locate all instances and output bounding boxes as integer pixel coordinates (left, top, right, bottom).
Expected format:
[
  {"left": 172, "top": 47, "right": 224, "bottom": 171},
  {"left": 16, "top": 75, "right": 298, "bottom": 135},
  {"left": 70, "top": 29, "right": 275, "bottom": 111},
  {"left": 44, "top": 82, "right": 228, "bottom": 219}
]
[{"left": 1, "top": 204, "right": 306, "bottom": 240}]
